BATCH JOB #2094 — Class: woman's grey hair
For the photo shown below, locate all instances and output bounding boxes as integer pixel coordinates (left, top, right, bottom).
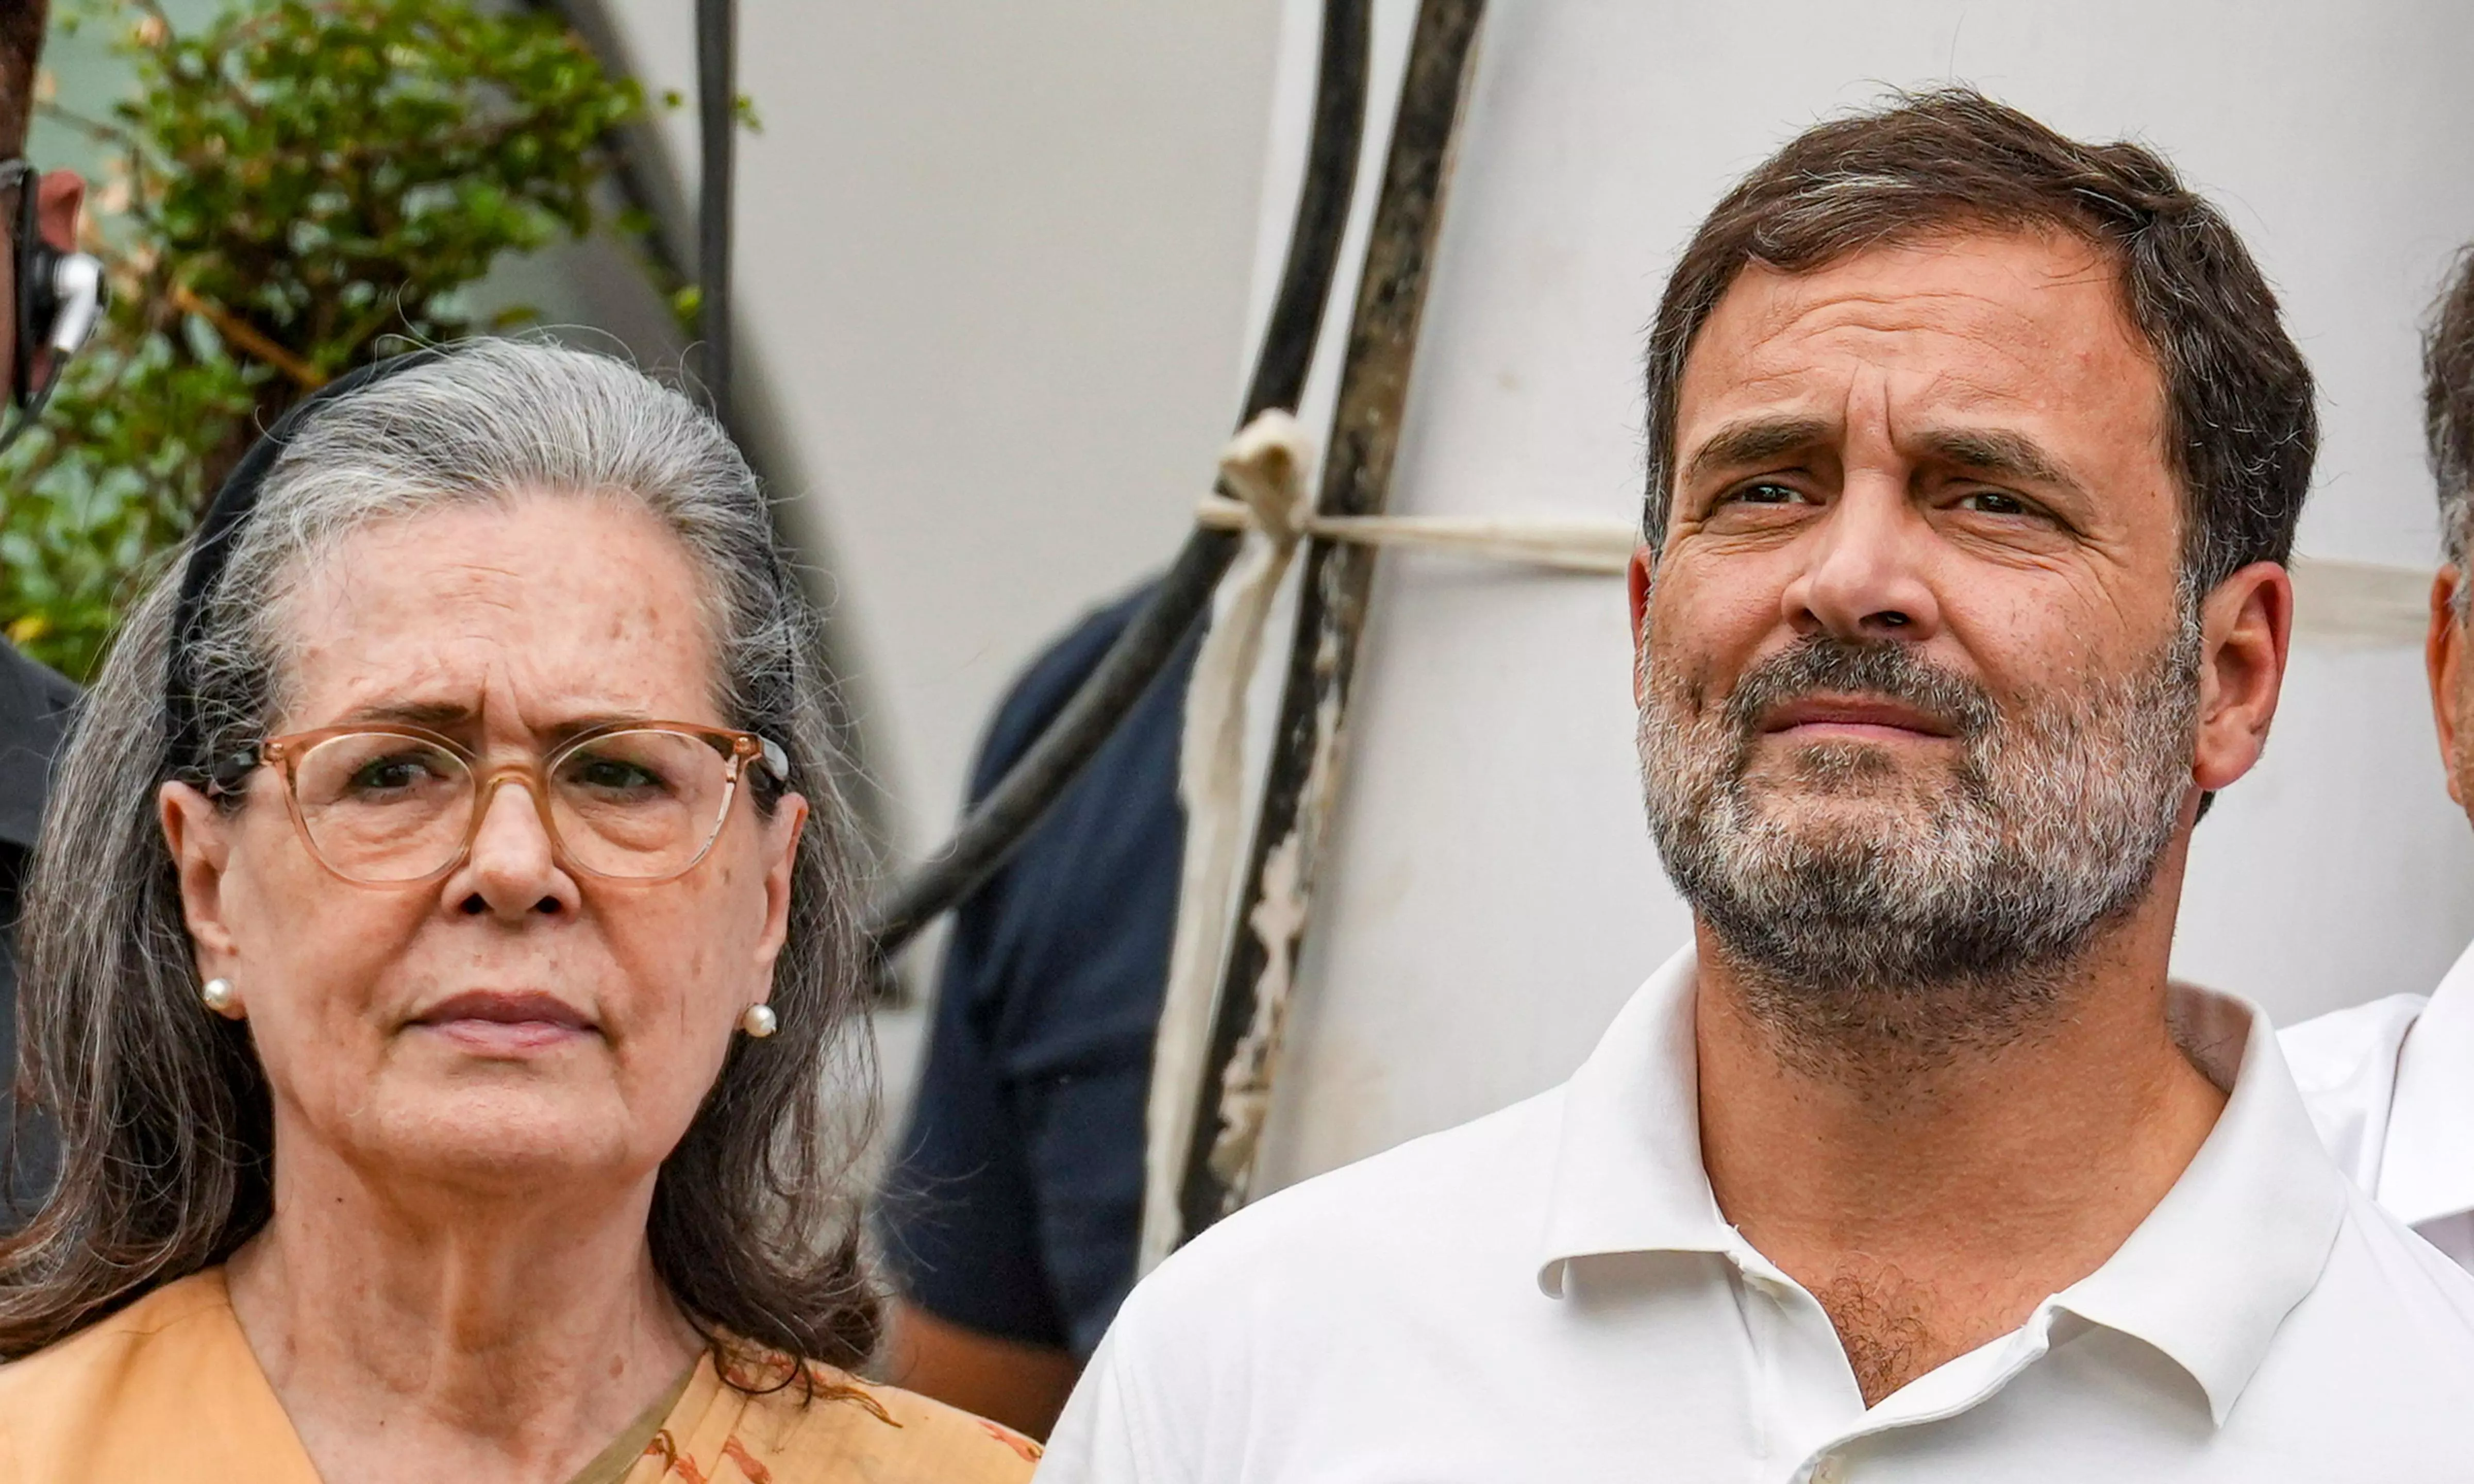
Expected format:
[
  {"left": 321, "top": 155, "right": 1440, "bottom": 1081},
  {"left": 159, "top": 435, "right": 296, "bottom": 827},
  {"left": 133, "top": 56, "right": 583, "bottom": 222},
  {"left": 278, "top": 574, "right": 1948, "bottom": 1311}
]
[{"left": 0, "top": 338, "right": 881, "bottom": 1372}]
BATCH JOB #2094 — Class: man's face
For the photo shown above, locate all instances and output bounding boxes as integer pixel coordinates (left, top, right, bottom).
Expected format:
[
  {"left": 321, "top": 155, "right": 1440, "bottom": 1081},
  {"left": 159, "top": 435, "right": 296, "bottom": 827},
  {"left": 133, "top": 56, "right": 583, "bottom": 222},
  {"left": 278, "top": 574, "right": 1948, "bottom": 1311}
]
[
  {"left": 0, "top": 166, "right": 88, "bottom": 393},
  {"left": 1634, "top": 230, "right": 2206, "bottom": 1007}
]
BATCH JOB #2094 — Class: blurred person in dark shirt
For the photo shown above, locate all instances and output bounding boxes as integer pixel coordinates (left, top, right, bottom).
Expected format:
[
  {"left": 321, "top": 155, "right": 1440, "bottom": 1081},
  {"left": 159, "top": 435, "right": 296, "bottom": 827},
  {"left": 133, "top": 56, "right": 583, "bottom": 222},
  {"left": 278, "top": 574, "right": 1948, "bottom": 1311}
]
[
  {"left": 0, "top": 643, "right": 73, "bottom": 1215},
  {"left": 0, "top": 0, "right": 88, "bottom": 1222},
  {"left": 877, "top": 585, "right": 1195, "bottom": 1438}
]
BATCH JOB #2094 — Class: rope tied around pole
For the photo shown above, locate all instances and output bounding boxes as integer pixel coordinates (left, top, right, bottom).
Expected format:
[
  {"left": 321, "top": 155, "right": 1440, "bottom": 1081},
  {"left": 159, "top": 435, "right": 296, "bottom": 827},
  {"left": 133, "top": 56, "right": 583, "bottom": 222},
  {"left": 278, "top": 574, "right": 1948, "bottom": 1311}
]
[{"left": 1142, "top": 409, "right": 1643, "bottom": 1273}]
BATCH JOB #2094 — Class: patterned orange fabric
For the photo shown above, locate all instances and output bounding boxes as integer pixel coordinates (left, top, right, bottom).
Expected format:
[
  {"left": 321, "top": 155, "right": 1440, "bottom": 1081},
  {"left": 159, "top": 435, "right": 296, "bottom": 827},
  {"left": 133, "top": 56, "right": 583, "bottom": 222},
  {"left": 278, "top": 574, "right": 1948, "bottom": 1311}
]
[
  {"left": 613, "top": 1350, "right": 1041, "bottom": 1483},
  {"left": 0, "top": 1269, "right": 1038, "bottom": 1484}
]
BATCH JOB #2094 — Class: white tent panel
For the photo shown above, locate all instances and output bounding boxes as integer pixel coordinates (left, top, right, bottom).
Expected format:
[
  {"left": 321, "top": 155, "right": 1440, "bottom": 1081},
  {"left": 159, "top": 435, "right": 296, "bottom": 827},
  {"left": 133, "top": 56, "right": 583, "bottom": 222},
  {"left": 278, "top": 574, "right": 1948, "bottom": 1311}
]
[{"left": 1243, "top": 0, "right": 2474, "bottom": 1194}]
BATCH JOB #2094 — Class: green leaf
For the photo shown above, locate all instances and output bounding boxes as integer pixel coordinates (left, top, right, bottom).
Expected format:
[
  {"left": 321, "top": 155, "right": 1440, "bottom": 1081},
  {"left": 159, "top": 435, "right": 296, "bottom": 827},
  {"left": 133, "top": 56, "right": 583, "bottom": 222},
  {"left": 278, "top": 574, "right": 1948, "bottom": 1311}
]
[{"left": 4, "top": 0, "right": 673, "bottom": 683}]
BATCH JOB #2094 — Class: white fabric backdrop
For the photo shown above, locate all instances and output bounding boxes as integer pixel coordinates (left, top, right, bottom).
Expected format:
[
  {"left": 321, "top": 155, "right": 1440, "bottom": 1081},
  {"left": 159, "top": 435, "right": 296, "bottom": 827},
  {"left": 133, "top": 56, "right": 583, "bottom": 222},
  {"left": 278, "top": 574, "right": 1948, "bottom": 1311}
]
[{"left": 1238, "top": 0, "right": 2474, "bottom": 1194}]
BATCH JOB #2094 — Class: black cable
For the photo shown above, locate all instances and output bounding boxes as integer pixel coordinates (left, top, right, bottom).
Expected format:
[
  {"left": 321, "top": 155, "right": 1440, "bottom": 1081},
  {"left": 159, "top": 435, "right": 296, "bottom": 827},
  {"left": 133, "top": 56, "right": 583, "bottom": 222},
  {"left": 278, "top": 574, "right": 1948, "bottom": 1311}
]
[
  {"left": 0, "top": 358, "right": 62, "bottom": 460},
  {"left": 1177, "top": 0, "right": 1486, "bottom": 1243},
  {"left": 863, "top": 0, "right": 1373, "bottom": 962},
  {"left": 695, "top": 0, "right": 736, "bottom": 426}
]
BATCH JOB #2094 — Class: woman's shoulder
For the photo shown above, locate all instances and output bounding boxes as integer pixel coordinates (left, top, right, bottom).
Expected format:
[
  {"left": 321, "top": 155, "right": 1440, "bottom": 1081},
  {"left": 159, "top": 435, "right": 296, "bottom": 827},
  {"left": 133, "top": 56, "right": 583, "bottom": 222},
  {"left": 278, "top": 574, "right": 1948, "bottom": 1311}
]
[
  {"left": 0, "top": 1269, "right": 314, "bottom": 1483},
  {"left": 712, "top": 1361, "right": 1043, "bottom": 1483},
  {"left": 0, "top": 1269, "right": 240, "bottom": 1407}
]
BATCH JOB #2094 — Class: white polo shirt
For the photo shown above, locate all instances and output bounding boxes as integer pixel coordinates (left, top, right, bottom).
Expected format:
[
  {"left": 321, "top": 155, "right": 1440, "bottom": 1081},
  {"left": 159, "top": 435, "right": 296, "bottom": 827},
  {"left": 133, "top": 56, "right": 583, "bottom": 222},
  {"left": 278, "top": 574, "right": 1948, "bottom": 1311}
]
[
  {"left": 1043, "top": 949, "right": 2474, "bottom": 1482},
  {"left": 2280, "top": 938, "right": 2474, "bottom": 1271}
]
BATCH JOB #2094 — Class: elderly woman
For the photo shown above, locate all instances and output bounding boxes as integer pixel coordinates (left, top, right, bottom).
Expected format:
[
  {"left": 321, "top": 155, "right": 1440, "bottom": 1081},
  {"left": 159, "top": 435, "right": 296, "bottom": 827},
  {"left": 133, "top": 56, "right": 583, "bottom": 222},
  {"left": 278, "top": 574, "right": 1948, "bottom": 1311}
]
[{"left": 0, "top": 341, "right": 1040, "bottom": 1482}]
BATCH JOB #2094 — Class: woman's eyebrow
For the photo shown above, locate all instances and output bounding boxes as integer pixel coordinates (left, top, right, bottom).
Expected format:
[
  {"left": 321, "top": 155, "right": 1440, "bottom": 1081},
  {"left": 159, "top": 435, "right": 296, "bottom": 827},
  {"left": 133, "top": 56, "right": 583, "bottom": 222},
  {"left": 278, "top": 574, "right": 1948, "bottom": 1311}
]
[
  {"left": 339, "top": 700, "right": 475, "bottom": 729},
  {"left": 328, "top": 702, "right": 662, "bottom": 738}
]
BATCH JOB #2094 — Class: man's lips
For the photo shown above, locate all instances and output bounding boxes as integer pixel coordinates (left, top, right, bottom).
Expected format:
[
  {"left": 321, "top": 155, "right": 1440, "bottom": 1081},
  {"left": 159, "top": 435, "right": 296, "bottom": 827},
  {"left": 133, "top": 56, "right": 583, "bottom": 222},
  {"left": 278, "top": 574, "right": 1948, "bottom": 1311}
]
[
  {"left": 410, "top": 991, "right": 595, "bottom": 1053},
  {"left": 1759, "top": 695, "right": 1957, "bottom": 741}
]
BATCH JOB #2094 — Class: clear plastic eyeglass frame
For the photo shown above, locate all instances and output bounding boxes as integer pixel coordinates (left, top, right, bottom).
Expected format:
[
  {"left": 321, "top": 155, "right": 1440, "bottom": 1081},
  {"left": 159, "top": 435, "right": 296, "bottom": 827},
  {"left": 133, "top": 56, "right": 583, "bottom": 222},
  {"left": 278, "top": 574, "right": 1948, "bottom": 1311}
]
[{"left": 208, "top": 720, "right": 792, "bottom": 887}]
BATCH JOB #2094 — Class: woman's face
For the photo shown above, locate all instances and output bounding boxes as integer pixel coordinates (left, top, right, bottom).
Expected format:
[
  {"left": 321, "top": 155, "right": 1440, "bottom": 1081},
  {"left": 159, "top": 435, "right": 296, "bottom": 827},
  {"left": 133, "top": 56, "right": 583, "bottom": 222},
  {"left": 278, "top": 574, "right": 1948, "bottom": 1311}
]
[{"left": 160, "top": 492, "right": 807, "bottom": 1200}]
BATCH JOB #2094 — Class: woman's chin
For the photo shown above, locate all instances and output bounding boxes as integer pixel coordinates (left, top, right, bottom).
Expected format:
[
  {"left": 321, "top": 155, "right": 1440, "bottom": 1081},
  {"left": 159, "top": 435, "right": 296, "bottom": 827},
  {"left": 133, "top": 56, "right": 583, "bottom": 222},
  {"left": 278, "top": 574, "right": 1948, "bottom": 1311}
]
[{"left": 346, "top": 1084, "right": 657, "bottom": 1196}]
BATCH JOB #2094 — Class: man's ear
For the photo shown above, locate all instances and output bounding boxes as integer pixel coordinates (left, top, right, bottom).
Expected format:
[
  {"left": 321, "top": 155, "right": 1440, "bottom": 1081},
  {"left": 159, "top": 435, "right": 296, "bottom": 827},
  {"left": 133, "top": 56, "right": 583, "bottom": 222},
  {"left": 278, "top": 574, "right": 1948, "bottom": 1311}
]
[
  {"left": 35, "top": 169, "right": 82, "bottom": 255},
  {"left": 1628, "top": 544, "right": 1655, "bottom": 708},
  {"left": 2191, "top": 561, "right": 2294, "bottom": 793},
  {"left": 159, "top": 781, "right": 241, "bottom": 974},
  {"left": 2428, "top": 567, "right": 2466, "bottom": 808}
]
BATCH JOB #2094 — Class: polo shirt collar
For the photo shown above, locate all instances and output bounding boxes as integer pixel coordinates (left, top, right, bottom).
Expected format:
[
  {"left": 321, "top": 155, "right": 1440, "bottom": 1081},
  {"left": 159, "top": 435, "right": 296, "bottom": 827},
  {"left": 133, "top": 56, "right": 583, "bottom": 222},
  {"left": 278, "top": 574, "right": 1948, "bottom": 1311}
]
[
  {"left": 2049, "top": 983, "right": 2349, "bottom": 1425},
  {"left": 2376, "top": 935, "right": 2474, "bottom": 1227},
  {"left": 1534, "top": 947, "right": 2350, "bottom": 1427},
  {"left": 1535, "top": 947, "right": 1732, "bottom": 1294}
]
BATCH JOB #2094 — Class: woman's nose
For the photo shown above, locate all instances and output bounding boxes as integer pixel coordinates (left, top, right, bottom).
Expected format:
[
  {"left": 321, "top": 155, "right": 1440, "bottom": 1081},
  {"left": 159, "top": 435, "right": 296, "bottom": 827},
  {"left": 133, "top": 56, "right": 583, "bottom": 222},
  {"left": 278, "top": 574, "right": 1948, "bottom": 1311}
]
[
  {"left": 455, "top": 776, "right": 580, "bottom": 919},
  {"left": 1781, "top": 480, "right": 1942, "bottom": 642}
]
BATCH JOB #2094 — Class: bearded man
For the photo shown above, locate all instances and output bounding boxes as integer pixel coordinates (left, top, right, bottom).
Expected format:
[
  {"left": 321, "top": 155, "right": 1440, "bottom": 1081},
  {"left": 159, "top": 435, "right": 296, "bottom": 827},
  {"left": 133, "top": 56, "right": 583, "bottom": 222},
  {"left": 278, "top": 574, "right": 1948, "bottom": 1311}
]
[{"left": 1037, "top": 89, "right": 2474, "bottom": 1481}]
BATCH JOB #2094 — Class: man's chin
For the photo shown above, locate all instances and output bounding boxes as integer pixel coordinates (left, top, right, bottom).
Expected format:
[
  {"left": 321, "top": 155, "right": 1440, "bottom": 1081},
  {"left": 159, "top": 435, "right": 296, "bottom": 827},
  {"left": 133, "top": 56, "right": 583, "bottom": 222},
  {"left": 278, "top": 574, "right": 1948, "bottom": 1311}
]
[
  {"left": 1737, "top": 781, "right": 1956, "bottom": 841},
  {"left": 1750, "top": 736, "right": 1959, "bottom": 792}
]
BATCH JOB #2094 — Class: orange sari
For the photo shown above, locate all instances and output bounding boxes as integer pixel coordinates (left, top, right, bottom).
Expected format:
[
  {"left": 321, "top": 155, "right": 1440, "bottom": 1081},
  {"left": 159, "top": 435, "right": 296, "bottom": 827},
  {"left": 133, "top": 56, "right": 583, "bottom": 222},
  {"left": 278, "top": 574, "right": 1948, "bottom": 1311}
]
[{"left": 0, "top": 1269, "right": 1041, "bottom": 1483}]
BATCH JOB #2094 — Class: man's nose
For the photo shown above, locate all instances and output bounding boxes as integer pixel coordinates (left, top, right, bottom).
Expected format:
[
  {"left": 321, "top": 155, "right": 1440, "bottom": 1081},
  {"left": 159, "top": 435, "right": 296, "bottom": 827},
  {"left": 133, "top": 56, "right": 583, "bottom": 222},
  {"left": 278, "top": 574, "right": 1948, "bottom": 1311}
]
[
  {"left": 1780, "top": 478, "right": 1942, "bottom": 642},
  {"left": 454, "top": 775, "right": 579, "bottom": 919}
]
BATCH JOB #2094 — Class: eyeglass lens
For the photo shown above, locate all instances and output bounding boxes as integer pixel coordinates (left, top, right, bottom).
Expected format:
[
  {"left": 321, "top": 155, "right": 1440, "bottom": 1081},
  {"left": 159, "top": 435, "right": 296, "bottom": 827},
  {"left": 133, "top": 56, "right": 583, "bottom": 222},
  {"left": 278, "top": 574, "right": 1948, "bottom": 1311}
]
[{"left": 290, "top": 729, "right": 736, "bottom": 883}]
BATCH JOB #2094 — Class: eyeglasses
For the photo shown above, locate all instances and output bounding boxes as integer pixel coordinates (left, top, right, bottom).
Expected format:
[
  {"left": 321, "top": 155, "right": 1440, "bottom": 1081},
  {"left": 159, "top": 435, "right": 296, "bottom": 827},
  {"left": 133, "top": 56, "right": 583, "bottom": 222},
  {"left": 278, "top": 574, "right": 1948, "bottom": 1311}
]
[{"left": 211, "top": 721, "right": 791, "bottom": 886}]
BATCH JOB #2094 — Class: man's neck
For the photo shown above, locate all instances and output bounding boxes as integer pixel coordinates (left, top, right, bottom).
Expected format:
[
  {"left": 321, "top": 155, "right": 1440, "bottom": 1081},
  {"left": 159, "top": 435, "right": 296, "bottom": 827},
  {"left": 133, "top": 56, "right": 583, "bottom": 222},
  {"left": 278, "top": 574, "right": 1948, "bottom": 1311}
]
[{"left": 1691, "top": 869, "right": 2228, "bottom": 1408}]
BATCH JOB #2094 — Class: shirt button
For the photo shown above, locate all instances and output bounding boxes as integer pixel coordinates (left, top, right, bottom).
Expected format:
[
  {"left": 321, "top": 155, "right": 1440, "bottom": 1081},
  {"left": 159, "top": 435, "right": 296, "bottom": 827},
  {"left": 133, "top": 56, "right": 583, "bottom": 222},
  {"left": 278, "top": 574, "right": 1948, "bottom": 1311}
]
[{"left": 1809, "top": 1455, "right": 1847, "bottom": 1484}]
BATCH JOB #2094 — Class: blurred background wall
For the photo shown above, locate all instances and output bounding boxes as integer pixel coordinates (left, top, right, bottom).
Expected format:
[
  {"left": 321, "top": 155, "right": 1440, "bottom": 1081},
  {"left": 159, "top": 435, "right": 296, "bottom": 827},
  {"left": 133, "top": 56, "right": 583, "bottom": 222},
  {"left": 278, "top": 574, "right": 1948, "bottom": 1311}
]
[{"left": 42, "top": 3, "right": 2472, "bottom": 1169}]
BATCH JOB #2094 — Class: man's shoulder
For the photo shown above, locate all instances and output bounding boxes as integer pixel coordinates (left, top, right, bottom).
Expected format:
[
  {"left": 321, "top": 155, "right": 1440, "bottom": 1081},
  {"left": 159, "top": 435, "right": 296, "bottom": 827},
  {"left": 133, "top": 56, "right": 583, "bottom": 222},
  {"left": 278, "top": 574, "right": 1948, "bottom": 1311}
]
[
  {"left": 1124, "top": 1087, "right": 1567, "bottom": 1326},
  {"left": 2278, "top": 992, "right": 2427, "bottom": 1093},
  {"left": 2287, "top": 1181, "right": 2474, "bottom": 1362},
  {"left": 2276, "top": 992, "right": 2427, "bottom": 1184},
  {"left": 2231, "top": 1182, "right": 2474, "bottom": 1447},
  {"left": 2325, "top": 1179, "right": 2474, "bottom": 1315}
]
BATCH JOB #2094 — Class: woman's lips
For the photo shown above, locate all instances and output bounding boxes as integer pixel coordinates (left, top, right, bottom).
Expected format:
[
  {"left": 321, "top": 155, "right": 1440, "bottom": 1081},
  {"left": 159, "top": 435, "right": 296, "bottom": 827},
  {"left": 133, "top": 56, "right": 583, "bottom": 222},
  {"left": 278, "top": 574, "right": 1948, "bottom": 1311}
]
[{"left": 411, "top": 991, "right": 594, "bottom": 1055}]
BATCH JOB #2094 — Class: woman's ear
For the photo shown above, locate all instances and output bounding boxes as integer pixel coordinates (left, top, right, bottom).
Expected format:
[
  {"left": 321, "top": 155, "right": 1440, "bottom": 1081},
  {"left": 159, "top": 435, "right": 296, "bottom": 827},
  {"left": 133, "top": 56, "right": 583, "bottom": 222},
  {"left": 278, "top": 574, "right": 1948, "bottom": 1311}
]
[
  {"left": 754, "top": 792, "right": 809, "bottom": 969},
  {"left": 159, "top": 781, "right": 241, "bottom": 970}
]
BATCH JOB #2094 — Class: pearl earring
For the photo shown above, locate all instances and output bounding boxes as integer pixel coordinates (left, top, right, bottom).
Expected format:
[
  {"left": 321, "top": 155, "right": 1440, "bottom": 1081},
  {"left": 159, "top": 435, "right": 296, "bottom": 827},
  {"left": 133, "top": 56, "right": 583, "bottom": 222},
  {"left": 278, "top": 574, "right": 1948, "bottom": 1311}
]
[
  {"left": 200, "top": 978, "right": 242, "bottom": 1018},
  {"left": 740, "top": 1004, "right": 777, "bottom": 1038}
]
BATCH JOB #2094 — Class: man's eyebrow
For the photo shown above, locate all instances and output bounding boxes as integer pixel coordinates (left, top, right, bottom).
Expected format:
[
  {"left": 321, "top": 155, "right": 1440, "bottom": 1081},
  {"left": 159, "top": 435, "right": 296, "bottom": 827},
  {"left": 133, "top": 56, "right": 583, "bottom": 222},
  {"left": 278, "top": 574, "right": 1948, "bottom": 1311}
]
[
  {"left": 1680, "top": 416, "right": 1834, "bottom": 488},
  {"left": 1916, "top": 427, "right": 2084, "bottom": 496}
]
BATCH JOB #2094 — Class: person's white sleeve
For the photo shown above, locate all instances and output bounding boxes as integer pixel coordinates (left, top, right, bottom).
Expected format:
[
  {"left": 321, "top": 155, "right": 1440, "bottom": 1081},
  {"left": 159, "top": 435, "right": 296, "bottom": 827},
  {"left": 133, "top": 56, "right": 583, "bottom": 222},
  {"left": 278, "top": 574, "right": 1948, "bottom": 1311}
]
[{"left": 1037, "top": 1315, "right": 1186, "bottom": 1484}]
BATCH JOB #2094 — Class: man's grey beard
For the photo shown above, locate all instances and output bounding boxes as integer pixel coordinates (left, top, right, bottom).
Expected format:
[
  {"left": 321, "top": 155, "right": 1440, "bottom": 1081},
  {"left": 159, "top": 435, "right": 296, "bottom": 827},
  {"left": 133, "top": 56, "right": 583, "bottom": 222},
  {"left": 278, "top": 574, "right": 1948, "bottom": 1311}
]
[{"left": 1637, "top": 617, "right": 2203, "bottom": 1065}]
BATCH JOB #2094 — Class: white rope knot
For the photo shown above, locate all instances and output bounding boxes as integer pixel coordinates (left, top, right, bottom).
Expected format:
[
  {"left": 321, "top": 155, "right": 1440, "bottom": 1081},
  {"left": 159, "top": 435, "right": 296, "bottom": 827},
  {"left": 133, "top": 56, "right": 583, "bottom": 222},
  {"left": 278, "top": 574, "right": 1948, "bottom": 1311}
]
[
  {"left": 1214, "top": 408, "right": 1316, "bottom": 549},
  {"left": 1195, "top": 409, "right": 1641, "bottom": 577}
]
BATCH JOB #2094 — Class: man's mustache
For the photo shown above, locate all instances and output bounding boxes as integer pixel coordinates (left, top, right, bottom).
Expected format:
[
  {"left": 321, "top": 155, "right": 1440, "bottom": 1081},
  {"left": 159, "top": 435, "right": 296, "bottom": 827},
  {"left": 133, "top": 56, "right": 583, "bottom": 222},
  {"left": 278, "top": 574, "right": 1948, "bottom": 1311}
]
[{"left": 1718, "top": 636, "right": 1999, "bottom": 744}]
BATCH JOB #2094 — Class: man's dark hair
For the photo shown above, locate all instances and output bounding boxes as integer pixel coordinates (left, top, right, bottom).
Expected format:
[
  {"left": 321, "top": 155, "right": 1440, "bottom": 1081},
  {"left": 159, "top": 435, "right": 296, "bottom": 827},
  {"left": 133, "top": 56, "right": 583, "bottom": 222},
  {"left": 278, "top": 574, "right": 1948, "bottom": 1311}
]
[
  {"left": 2422, "top": 248, "right": 2474, "bottom": 598},
  {"left": 0, "top": 0, "right": 45, "bottom": 156},
  {"left": 1642, "top": 87, "right": 2318, "bottom": 597}
]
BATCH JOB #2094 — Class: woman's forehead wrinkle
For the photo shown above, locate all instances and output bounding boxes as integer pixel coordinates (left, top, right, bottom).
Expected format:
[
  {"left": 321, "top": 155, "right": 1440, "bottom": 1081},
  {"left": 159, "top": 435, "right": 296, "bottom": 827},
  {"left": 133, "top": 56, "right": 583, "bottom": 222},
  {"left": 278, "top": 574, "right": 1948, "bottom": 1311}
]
[{"left": 271, "top": 496, "right": 718, "bottom": 735}]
